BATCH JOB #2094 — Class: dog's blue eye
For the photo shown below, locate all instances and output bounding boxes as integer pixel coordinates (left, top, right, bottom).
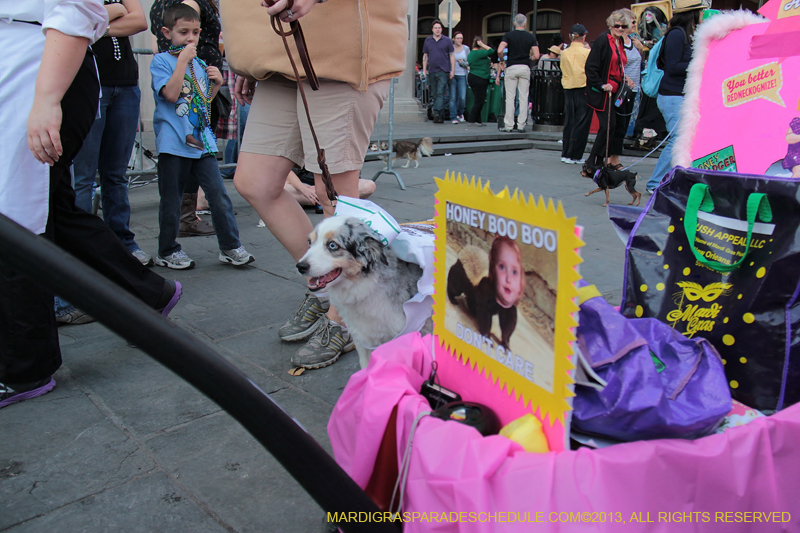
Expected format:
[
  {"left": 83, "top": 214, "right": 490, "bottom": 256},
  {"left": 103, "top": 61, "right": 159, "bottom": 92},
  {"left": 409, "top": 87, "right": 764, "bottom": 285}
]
[
  {"left": 308, "top": 239, "right": 312, "bottom": 246},
  {"left": 328, "top": 242, "right": 339, "bottom": 251}
]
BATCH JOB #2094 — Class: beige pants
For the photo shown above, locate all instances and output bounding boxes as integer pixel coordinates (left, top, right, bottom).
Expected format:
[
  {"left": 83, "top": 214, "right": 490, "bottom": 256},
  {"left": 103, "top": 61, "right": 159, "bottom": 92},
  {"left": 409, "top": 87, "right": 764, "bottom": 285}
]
[
  {"left": 503, "top": 65, "right": 531, "bottom": 130},
  {"left": 241, "top": 76, "right": 390, "bottom": 174}
]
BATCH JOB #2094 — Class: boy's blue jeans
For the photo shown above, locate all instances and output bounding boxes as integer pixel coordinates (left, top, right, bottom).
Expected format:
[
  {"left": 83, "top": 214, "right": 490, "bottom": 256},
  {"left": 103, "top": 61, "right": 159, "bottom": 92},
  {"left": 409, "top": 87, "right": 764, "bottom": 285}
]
[{"left": 156, "top": 153, "right": 241, "bottom": 258}]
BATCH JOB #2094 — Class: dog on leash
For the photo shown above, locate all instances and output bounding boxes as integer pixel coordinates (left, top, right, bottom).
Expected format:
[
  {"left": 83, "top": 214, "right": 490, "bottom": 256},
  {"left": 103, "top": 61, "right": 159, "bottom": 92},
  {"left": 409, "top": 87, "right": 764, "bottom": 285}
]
[
  {"left": 585, "top": 166, "right": 642, "bottom": 207},
  {"left": 370, "top": 137, "right": 434, "bottom": 168},
  {"left": 296, "top": 217, "right": 423, "bottom": 369}
]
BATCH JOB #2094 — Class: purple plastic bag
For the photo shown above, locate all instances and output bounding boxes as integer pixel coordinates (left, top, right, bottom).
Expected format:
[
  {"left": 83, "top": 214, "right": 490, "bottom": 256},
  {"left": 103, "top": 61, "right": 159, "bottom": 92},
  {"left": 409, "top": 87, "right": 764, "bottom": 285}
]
[{"left": 574, "top": 292, "right": 732, "bottom": 441}]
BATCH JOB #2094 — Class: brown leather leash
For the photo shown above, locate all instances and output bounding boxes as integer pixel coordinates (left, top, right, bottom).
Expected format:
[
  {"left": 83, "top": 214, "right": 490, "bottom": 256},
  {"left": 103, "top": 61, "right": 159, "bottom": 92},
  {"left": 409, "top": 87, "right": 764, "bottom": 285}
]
[{"left": 264, "top": 0, "right": 337, "bottom": 204}]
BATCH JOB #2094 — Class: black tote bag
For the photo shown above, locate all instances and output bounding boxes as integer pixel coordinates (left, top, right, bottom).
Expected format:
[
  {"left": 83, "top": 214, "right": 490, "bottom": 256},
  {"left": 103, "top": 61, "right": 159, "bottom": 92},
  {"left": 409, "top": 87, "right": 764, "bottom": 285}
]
[{"left": 621, "top": 166, "right": 800, "bottom": 412}]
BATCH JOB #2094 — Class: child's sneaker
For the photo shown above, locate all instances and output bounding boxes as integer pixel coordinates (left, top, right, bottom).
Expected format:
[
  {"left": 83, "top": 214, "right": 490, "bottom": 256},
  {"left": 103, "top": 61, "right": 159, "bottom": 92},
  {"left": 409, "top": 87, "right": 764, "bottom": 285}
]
[
  {"left": 219, "top": 246, "right": 255, "bottom": 266},
  {"left": 155, "top": 250, "right": 195, "bottom": 270}
]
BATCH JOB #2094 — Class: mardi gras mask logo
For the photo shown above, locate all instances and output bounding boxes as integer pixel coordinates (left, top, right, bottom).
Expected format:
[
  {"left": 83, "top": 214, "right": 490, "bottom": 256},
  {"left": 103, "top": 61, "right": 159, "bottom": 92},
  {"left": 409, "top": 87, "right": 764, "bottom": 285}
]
[
  {"left": 667, "top": 282, "right": 733, "bottom": 337},
  {"left": 674, "top": 281, "right": 734, "bottom": 303}
]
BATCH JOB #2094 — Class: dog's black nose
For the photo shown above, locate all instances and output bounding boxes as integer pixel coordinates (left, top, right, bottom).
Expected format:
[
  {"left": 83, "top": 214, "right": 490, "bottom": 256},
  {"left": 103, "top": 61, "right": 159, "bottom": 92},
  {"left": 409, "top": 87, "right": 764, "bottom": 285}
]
[{"left": 296, "top": 262, "right": 310, "bottom": 275}]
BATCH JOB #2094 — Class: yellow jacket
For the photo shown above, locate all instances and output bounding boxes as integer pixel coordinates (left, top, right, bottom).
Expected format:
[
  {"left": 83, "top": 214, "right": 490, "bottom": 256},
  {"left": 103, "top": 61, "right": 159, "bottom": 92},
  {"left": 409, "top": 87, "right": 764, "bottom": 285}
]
[
  {"left": 220, "top": 0, "right": 408, "bottom": 92},
  {"left": 560, "top": 41, "right": 591, "bottom": 90}
]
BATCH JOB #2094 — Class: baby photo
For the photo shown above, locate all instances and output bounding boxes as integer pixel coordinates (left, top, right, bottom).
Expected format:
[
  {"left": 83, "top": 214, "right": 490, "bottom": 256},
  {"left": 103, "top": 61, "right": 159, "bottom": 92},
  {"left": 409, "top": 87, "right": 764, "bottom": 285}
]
[{"left": 443, "top": 209, "right": 558, "bottom": 393}]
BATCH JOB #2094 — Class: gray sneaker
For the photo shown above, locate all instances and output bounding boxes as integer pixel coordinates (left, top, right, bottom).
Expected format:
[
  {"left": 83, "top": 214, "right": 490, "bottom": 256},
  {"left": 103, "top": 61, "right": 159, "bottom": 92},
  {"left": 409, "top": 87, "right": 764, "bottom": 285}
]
[
  {"left": 155, "top": 250, "right": 195, "bottom": 270},
  {"left": 290, "top": 316, "right": 355, "bottom": 369},
  {"left": 219, "top": 246, "right": 255, "bottom": 266},
  {"left": 279, "top": 291, "right": 330, "bottom": 341},
  {"left": 56, "top": 309, "right": 95, "bottom": 326},
  {"left": 131, "top": 248, "right": 153, "bottom": 267}
]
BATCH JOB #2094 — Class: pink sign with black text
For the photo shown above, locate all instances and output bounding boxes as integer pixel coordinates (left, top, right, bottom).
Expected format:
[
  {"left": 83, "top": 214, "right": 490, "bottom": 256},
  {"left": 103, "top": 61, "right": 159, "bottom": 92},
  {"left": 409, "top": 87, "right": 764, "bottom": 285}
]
[{"left": 674, "top": 0, "right": 800, "bottom": 177}]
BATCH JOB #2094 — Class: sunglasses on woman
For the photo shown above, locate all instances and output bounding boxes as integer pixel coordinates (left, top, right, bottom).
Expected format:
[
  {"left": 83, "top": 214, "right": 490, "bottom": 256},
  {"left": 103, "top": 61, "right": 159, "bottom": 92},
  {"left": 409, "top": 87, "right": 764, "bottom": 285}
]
[{"left": 613, "top": 24, "right": 629, "bottom": 29}]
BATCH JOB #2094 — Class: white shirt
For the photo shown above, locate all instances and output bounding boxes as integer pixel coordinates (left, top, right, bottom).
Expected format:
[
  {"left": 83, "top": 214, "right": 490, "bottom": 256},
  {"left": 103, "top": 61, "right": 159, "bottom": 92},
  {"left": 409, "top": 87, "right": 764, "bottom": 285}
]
[{"left": 0, "top": 0, "right": 107, "bottom": 234}]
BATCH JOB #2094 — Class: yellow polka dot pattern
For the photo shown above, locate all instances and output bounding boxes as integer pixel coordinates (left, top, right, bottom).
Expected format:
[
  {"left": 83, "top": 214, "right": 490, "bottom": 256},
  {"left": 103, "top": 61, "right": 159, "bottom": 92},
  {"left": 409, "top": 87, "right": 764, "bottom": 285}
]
[
  {"left": 756, "top": 267, "right": 766, "bottom": 278},
  {"left": 663, "top": 264, "right": 669, "bottom": 270},
  {"left": 723, "top": 334, "right": 735, "bottom": 346},
  {"left": 656, "top": 283, "right": 665, "bottom": 291},
  {"left": 668, "top": 225, "right": 675, "bottom": 233},
  {"left": 730, "top": 380, "right": 739, "bottom": 389},
  {"left": 743, "top": 313, "right": 754, "bottom": 324},
  {"left": 635, "top": 305, "right": 643, "bottom": 318},
  {"left": 683, "top": 267, "right": 690, "bottom": 275},
  {"left": 640, "top": 284, "right": 647, "bottom": 292},
  {"left": 740, "top": 357, "right": 747, "bottom": 364},
  {"left": 723, "top": 317, "right": 729, "bottom": 324},
  {"left": 657, "top": 251, "right": 663, "bottom": 256}
]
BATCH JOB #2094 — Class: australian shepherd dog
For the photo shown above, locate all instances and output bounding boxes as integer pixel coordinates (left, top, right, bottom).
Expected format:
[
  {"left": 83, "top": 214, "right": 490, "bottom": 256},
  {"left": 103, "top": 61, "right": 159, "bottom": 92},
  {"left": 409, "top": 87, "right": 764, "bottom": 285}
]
[{"left": 296, "top": 217, "right": 423, "bottom": 369}]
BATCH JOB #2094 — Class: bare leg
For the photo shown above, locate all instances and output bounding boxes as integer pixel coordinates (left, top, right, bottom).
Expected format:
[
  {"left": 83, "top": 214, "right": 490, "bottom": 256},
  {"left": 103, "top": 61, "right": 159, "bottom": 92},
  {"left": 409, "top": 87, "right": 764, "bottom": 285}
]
[
  {"left": 285, "top": 183, "right": 312, "bottom": 206},
  {"left": 314, "top": 169, "right": 359, "bottom": 218},
  {"left": 608, "top": 155, "right": 621, "bottom": 167},
  {"left": 234, "top": 153, "right": 312, "bottom": 262},
  {"left": 793, "top": 165, "right": 800, "bottom": 178},
  {"left": 196, "top": 187, "right": 209, "bottom": 210},
  {"left": 358, "top": 179, "right": 376, "bottom": 200}
]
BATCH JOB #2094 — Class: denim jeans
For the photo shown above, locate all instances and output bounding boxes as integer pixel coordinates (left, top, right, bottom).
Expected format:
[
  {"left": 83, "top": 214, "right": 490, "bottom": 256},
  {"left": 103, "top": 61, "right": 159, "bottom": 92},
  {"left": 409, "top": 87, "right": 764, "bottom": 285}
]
[
  {"left": 157, "top": 153, "right": 241, "bottom": 257},
  {"left": 221, "top": 103, "right": 250, "bottom": 178},
  {"left": 72, "top": 85, "right": 141, "bottom": 252},
  {"left": 429, "top": 71, "right": 449, "bottom": 116},
  {"left": 449, "top": 75, "right": 467, "bottom": 119},
  {"left": 646, "top": 94, "right": 684, "bottom": 190}
]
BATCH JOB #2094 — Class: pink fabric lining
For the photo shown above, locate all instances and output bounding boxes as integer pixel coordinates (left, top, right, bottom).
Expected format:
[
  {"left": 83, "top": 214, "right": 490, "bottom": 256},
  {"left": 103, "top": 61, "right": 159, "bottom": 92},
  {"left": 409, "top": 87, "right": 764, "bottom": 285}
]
[{"left": 329, "top": 332, "right": 800, "bottom": 532}]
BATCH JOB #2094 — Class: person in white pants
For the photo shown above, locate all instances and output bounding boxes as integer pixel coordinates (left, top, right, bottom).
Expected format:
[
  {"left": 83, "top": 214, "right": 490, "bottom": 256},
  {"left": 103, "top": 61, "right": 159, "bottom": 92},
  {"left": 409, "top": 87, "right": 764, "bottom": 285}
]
[{"left": 497, "top": 13, "right": 540, "bottom": 132}]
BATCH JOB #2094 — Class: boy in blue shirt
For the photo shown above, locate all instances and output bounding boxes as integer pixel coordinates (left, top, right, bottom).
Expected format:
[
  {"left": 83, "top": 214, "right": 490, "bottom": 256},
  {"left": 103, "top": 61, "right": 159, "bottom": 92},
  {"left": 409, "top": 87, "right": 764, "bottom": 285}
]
[{"left": 150, "top": 4, "right": 253, "bottom": 269}]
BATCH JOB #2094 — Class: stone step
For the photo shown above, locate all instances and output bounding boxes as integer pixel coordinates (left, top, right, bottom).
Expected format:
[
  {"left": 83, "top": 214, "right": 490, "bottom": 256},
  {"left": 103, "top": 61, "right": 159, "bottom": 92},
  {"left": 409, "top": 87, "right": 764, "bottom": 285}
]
[{"left": 364, "top": 139, "right": 533, "bottom": 162}]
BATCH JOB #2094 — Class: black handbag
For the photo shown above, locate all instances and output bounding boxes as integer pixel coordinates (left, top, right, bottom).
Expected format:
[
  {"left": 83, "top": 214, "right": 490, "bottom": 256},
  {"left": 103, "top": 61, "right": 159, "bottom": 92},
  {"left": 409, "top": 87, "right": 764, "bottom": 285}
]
[{"left": 213, "top": 86, "right": 233, "bottom": 119}]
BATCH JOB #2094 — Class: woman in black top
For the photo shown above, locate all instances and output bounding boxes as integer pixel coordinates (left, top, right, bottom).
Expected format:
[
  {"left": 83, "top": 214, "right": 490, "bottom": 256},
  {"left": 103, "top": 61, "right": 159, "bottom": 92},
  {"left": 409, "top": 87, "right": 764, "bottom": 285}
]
[
  {"left": 645, "top": 1, "right": 706, "bottom": 191},
  {"left": 71, "top": 0, "right": 152, "bottom": 267},
  {"left": 582, "top": 9, "right": 631, "bottom": 175}
]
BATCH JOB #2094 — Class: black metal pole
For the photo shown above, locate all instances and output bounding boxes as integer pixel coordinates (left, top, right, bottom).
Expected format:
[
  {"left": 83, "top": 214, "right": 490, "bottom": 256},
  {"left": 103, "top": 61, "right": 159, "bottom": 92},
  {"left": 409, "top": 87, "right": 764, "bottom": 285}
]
[{"left": 0, "top": 213, "right": 398, "bottom": 533}]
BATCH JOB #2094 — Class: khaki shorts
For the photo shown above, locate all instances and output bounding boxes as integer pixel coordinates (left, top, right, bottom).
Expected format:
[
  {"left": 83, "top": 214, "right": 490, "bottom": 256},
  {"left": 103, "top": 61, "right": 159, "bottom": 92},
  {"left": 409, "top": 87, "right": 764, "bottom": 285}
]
[{"left": 241, "top": 76, "right": 390, "bottom": 175}]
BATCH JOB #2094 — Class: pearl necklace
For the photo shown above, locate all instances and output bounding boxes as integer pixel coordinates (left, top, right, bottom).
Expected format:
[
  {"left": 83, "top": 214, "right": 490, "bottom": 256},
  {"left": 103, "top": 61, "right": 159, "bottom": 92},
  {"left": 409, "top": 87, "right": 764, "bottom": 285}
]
[{"left": 111, "top": 36, "right": 121, "bottom": 61}]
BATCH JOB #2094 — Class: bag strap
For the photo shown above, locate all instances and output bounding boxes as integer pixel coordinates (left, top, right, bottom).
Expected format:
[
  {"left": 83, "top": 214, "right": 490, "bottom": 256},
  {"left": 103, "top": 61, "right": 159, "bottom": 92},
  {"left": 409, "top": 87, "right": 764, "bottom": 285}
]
[
  {"left": 263, "top": 0, "right": 337, "bottom": 204},
  {"left": 683, "top": 183, "right": 772, "bottom": 273}
]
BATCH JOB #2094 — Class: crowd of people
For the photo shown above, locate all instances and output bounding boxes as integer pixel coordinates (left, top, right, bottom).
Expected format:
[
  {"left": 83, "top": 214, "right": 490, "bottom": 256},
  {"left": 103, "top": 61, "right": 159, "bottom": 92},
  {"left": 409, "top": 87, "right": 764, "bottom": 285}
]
[
  {"left": 421, "top": 0, "right": 706, "bottom": 189},
  {"left": 0, "top": 0, "right": 405, "bottom": 408},
  {"left": 1, "top": 0, "right": 708, "bottom": 409}
]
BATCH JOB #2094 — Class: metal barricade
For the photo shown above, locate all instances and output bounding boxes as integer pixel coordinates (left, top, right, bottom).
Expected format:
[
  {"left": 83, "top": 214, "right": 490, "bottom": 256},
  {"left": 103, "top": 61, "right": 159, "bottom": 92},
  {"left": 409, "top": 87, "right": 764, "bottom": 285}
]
[{"left": 530, "top": 67, "right": 565, "bottom": 126}]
